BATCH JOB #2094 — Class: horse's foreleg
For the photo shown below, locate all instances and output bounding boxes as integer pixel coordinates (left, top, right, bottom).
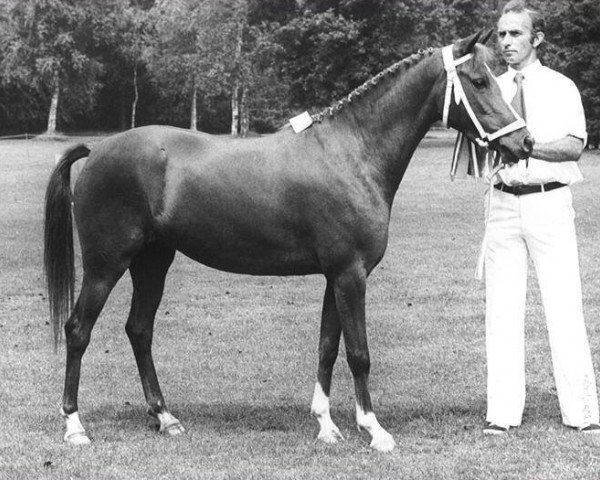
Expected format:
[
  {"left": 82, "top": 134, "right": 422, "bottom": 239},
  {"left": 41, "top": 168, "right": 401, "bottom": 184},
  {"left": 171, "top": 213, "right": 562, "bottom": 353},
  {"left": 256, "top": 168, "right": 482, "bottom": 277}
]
[
  {"left": 126, "top": 245, "right": 184, "bottom": 436},
  {"left": 62, "top": 273, "right": 120, "bottom": 445},
  {"left": 333, "top": 267, "right": 396, "bottom": 452},
  {"left": 311, "top": 282, "right": 344, "bottom": 443}
]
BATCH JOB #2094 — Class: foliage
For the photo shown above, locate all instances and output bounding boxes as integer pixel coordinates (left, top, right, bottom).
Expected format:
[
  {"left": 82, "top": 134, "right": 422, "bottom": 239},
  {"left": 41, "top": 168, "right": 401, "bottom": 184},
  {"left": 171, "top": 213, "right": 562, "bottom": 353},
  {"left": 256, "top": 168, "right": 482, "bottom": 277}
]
[
  {"left": 270, "top": 9, "right": 364, "bottom": 111},
  {"left": 0, "top": 0, "right": 105, "bottom": 131},
  {"left": 541, "top": 0, "right": 600, "bottom": 147},
  {"left": 144, "top": 0, "right": 243, "bottom": 130},
  {"left": 0, "top": 0, "right": 598, "bottom": 137}
]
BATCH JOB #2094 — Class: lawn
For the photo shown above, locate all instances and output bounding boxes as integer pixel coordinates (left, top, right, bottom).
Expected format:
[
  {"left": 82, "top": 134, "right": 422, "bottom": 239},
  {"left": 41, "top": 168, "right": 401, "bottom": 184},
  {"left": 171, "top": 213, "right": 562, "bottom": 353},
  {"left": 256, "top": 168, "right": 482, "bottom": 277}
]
[{"left": 0, "top": 134, "right": 599, "bottom": 479}]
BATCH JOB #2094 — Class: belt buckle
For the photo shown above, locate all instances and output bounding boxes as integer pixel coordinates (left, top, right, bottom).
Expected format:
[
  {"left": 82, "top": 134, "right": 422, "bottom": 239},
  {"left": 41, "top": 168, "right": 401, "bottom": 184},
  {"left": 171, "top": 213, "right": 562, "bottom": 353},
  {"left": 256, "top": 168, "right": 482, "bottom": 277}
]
[{"left": 513, "top": 184, "right": 525, "bottom": 196}]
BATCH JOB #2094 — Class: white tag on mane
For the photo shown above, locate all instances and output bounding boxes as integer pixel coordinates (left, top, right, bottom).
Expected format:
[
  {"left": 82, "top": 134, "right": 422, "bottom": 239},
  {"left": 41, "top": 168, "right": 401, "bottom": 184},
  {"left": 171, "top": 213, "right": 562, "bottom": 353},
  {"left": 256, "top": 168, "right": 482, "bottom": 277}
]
[{"left": 289, "top": 111, "right": 313, "bottom": 133}]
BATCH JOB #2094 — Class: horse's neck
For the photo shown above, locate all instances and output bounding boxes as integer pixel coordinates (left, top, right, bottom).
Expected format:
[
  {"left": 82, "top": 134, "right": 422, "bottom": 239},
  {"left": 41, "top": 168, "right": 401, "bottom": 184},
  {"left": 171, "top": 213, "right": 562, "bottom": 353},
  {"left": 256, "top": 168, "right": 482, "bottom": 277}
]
[{"left": 333, "top": 54, "right": 441, "bottom": 203}]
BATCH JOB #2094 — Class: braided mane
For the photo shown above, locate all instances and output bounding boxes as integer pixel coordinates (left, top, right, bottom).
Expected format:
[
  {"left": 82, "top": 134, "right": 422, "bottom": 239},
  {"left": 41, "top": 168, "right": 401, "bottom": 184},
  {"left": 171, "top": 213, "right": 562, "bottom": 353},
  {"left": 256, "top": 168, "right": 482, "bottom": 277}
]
[{"left": 311, "top": 47, "right": 437, "bottom": 123}]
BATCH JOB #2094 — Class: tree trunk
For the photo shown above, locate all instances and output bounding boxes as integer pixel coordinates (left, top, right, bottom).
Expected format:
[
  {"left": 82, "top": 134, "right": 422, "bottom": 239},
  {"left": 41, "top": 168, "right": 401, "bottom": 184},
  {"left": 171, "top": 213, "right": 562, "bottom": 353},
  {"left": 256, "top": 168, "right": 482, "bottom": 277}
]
[
  {"left": 240, "top": 84, "right": 249, "bottom": 138},
  {"left": 231, "top": 83, "right": 240, "bottom": 136},
  {"left": 131, "top": 63, "right": 139, "bottom": 129},
  {"left": 190, "top": 83, "right": 198, "bottom": 131},
  {"left": 230, "top": 20, "right": 244, "bottom": 137},
  {"left": 46, "top": 70, "right": 59, "bottom": 135}
]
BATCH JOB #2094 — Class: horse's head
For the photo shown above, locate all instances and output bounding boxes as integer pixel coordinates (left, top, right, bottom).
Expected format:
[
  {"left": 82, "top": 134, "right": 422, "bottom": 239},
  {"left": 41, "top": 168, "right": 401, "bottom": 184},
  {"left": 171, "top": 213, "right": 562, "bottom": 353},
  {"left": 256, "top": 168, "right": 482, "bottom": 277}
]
[{"left": 439, "top": 31, "right": 534, "bottom": 163}]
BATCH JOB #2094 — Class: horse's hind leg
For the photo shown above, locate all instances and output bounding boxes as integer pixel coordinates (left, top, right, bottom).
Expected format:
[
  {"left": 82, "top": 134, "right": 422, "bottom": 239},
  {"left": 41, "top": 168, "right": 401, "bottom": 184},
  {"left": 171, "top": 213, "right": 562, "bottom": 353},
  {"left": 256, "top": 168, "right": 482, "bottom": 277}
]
[
  {"left": 311, "top": 282, "right": 345, "bottom": 443},
  {"left": 125, "top": 244, "right": 184, "bottom": 436},
  {"left": 62, "top": 271, "right": 124, "bottom": 445}
]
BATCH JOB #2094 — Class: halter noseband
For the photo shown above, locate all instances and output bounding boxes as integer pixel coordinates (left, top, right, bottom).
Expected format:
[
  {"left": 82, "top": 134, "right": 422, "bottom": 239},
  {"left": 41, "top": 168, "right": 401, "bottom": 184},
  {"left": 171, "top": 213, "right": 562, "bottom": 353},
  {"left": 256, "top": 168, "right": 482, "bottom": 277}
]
[{"left": 441, "top": 44, "right": 526, "bottom": 145}]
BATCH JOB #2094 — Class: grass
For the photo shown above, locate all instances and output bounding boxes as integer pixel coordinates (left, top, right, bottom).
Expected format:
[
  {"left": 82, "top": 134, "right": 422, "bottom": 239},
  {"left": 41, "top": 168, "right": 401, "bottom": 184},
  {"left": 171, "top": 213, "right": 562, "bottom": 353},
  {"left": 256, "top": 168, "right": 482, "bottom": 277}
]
[{"left": 1, "top": 135, "right": 600, "bottom": 479}]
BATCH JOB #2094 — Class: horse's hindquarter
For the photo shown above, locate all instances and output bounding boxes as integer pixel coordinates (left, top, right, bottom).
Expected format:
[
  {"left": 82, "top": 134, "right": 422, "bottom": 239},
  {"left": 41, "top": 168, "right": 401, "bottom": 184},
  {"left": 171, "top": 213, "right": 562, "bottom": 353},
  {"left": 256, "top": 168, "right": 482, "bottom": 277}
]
[{"left": 159, "top": 129, "right": 390, "bottom": 276}]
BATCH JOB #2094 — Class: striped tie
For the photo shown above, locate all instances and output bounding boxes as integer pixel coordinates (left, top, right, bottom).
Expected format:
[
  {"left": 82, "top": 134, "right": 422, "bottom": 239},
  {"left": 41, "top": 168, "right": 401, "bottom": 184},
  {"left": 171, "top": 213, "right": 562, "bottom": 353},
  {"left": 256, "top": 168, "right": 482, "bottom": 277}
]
[
  {"left": 512, "top": 72, "right": 526, "bottom": 120},
  {"left": 512, "top": 72, "right": 528, "bottom": 166}
]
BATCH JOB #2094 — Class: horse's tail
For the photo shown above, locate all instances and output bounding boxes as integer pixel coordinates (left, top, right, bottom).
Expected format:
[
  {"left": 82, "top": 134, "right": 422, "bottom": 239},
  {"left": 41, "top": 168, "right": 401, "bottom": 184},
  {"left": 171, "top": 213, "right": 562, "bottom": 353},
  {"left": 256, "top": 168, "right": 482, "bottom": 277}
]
[{"left": 44, "top": 144, "right": 90, "bottom": 350}]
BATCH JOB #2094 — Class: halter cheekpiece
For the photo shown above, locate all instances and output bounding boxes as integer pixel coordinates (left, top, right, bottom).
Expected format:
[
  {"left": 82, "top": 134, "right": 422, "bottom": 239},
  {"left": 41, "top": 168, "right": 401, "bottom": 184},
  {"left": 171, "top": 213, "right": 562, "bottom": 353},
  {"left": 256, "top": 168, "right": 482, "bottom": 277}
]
[{"left": 441, "top": 44, "right": 526, "bottom": 145}]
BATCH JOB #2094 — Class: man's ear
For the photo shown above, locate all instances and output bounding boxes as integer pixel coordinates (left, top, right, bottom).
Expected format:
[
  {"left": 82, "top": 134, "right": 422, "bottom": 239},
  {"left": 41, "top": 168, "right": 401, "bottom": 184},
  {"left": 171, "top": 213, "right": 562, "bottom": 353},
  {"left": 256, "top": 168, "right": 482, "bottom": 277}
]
[{"left": 532, "top": 31, "right": 544, "bottom": 48}]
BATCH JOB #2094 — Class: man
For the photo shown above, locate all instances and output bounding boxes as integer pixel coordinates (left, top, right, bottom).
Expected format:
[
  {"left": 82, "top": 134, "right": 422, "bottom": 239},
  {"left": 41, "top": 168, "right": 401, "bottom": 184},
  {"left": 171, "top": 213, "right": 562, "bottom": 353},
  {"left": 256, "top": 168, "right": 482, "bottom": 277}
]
[{"left": 483, "top": 0, "right": 600, "bottom": 435}]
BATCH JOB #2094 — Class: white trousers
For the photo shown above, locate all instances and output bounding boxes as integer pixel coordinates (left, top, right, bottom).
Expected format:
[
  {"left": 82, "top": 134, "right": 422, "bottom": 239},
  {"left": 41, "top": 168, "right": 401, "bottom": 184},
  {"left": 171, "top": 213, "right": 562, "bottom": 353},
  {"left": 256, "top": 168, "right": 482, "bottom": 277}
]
[{"left": 485, "top": 186, "right": 599, "bottom": 428}]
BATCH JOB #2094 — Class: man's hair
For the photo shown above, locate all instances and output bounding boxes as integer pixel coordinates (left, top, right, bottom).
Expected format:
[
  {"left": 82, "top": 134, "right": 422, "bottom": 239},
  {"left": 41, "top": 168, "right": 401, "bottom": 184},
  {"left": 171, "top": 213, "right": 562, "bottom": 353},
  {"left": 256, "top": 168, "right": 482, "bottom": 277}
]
[{"left": 502, "top": 0, "right": 545, "bottom": 34}]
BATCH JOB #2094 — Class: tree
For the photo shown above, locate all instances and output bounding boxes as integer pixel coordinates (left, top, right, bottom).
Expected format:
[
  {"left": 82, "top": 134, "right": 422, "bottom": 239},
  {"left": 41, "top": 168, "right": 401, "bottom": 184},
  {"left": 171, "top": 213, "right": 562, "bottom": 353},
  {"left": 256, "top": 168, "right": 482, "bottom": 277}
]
[
  {"left": 112, "top": 4, "right": 154, "bottom": 129},
  {"left": 271, "top": 9, "right": 364, "bottom": 111},
  {"left": 147, "top": 0, "right": 242, "bottom": 132},
  {"left": 1, "top": 0, "right": 102, "bottom": 135},
  {"left": 541, "top": 0, "right": 600, "bottom": 147}
]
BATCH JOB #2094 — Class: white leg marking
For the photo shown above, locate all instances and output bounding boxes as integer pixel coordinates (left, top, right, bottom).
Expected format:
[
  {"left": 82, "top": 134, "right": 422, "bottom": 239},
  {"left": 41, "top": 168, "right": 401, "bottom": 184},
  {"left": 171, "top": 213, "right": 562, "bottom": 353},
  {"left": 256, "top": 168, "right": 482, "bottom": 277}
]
[
  {"left": 356, "top": 404, "right": 395, "bottom": 452},
  {"left": 60, "top": 408, "right": 91, "bottom": 445},
  {"left": 156, "top": 411, "right": 186, "bottom": 436},
  {"left": 310, "top": 383, "right": 344, "bottom": 443}
]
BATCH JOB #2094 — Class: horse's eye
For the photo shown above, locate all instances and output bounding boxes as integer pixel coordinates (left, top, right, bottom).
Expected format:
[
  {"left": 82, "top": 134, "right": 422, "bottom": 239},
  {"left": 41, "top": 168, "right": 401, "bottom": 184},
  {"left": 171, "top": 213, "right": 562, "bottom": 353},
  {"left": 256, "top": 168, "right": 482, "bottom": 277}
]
[{"left": 472, "top": 78, "right": 487, "bottom": 90}]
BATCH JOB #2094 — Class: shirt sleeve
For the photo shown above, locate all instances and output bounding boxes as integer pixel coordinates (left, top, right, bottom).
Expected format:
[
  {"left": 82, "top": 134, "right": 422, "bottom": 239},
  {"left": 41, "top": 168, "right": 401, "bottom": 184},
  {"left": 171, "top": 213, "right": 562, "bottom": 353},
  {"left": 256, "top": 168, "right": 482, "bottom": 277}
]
[{"left": 561, "top": 78, "right": 588, "bottom": 146}]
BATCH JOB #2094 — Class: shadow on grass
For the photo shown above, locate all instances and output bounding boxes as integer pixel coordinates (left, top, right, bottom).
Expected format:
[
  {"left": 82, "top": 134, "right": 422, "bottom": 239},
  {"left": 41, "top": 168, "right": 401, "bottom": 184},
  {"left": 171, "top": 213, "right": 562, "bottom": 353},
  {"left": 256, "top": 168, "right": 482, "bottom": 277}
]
[
  {"left": 59, "top": 401, "right": 315, "bottom": 436},
  {"left": 36, "top": 387, "right": 563, "bottom": 443}
]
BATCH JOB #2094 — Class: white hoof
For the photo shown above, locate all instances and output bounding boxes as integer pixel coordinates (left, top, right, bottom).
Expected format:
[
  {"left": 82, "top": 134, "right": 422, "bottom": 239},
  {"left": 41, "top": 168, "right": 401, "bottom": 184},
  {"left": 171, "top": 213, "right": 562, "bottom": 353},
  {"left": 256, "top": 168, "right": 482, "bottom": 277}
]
[
  {"left": 157, "top": 412, "right": 186, "bottom": 436},
  {"left": 61, "top": 409, "right": 91, "bottom": 446},
  {"left": 161, "top": 420, "right": 186, "bottom": 436},
  {"left": 356, "top": 406, "right": 395, "bottom": 452},
  {"left": 64, "top": 430, "right": 91, "bottom": 446},
  {"left": 311, "top": 383, "right": 344, "bottom": 445},
  {"left": 317, "top": 425, "right": 345, "bottom": 444},
  {"left": 369, "top": 432, "right": 396, "bottom": 452}
]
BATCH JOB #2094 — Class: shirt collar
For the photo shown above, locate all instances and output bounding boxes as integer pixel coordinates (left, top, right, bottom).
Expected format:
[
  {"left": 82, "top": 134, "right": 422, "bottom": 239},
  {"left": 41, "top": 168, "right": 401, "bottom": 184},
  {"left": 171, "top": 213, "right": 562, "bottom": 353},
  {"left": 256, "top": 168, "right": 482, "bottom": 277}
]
[{"left": 507, "top": 60, "right": 543, "bottom": 80}]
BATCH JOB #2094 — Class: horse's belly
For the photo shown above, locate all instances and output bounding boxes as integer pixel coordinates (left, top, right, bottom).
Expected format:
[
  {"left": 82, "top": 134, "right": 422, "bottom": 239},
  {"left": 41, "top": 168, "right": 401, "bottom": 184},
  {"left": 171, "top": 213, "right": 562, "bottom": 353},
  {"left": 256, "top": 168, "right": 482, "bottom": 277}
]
[
  {"left": 164, "top": 210, "right": 321, "bottom": 276},
  {"left": 174, "top": 235, "right": 321, "bottom": 276}
]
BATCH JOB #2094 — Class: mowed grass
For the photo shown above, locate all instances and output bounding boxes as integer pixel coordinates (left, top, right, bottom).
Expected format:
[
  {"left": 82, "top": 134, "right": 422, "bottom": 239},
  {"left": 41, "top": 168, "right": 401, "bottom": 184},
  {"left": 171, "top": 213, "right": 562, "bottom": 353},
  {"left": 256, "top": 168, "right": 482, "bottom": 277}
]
[{"left": 1, "top": 134, "right": 600, "bottom": 479}]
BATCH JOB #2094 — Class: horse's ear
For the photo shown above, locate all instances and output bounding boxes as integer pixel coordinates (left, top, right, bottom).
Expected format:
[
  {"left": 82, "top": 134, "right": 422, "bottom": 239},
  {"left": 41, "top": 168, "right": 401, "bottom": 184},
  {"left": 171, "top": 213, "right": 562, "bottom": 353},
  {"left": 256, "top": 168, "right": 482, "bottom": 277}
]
[
  {"left": 480, "top": 28, "right": 495, "bottom": 45},
  {"left": 454, "top": 30, "right": 483, "bottom": 57}
]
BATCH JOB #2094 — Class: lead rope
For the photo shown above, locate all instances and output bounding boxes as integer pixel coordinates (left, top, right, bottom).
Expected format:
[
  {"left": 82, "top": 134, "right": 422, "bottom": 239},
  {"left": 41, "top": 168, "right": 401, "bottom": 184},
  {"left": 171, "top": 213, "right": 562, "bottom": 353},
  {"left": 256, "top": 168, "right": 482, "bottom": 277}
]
[{"left": 475, "top": 162, "right": 505, "bottom": 280}]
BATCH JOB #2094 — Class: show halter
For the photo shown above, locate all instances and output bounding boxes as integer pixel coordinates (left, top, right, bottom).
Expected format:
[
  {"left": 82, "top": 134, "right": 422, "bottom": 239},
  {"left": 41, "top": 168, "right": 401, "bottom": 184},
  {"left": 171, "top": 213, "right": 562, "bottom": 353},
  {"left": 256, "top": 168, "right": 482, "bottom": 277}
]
[
  {"left": 441, "top": 45, "right": 526, "bottom": 145},
  {"left": 441, "top": 44, "right": 522, "bottom": 280}
]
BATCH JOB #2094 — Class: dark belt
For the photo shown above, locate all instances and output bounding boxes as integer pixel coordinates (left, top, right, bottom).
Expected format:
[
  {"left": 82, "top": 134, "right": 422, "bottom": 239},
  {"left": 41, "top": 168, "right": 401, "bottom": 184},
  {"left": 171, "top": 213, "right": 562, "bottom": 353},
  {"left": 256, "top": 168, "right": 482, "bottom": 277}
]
[{"left": 494, "top": 181, "right": 566, "bottom": 196}]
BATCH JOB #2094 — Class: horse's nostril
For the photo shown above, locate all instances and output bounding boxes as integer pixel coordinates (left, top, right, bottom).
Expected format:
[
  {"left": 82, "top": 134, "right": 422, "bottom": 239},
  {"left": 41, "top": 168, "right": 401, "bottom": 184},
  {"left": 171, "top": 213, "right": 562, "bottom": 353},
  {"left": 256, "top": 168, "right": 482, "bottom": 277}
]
[{"left": 523, "top": 135, "right": 535, "bottom": 153}]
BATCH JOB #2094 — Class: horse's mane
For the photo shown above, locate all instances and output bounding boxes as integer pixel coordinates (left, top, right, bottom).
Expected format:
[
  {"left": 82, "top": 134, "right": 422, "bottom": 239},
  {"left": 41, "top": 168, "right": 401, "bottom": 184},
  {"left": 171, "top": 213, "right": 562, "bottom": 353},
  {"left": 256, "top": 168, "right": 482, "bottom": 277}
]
[
  {"left": 311, "top": 46, "right": 437, "bottom": 124},
  {"left": 282, "top": 42, "right": 492, "bottom": 129}
]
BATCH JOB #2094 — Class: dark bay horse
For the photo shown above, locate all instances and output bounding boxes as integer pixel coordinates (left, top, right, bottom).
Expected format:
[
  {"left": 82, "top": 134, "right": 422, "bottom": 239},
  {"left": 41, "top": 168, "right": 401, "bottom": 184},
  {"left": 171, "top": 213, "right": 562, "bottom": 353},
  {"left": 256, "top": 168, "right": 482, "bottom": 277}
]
[{"left": 44, "top": 32, "right": 533, "bottom": 451}]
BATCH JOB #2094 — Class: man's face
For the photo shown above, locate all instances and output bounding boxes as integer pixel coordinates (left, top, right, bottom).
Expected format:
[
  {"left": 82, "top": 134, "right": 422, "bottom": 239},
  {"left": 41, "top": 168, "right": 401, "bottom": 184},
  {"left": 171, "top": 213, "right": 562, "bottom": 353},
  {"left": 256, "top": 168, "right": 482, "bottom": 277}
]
[{"left": 497, "top": 11, "right": 539, "bottom": 70}]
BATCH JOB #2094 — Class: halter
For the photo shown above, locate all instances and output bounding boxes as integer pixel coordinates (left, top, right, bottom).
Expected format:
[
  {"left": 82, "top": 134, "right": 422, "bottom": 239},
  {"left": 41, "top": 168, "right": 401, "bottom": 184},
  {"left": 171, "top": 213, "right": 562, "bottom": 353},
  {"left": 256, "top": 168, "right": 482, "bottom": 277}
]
[{"left": 441, "top": 44, "right": 526, "bottom": 145}]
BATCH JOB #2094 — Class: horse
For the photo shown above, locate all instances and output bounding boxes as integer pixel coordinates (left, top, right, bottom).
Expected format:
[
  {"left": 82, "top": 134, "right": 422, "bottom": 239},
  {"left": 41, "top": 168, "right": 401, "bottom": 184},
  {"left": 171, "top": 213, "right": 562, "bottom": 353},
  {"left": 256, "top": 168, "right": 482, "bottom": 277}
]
[{"left": 44, "top": 31, "right": 533, "bottom": 452}]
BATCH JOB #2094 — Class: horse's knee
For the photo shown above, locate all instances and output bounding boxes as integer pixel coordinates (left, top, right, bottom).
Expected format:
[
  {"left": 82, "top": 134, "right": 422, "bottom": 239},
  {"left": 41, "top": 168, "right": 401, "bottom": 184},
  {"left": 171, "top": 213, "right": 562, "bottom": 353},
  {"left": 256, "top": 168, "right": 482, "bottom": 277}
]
[
  {"left": 125, "top": 321, "right": 153, "bottom": 351},
  {"left": 346, "top": 349, "right": 370, "bottom": 376},
  {"left": 125, "top": 322, "right": 149, "bottom": 340}
]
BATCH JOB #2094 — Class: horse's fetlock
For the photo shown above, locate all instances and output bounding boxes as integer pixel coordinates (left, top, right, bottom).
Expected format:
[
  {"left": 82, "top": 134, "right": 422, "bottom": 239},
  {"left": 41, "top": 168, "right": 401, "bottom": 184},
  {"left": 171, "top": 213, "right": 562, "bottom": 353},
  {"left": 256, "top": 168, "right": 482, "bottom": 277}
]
[
  {"left": 146, "top": 400, "right": 165, "bottom": 417},
  {"left": 61, "top": 404, "right": 77, "bottom": 416}
]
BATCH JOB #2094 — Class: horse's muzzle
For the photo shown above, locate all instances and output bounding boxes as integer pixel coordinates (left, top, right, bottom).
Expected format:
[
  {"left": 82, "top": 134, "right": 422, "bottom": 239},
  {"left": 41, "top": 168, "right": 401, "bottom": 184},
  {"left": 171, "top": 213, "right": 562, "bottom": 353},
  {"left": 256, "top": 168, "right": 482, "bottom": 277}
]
[
  {"left": 492, "top": 132, "right": 535, "bottom": 165},
  {"left": 523, "top": 135, "right": 535, "bottom": 156}
]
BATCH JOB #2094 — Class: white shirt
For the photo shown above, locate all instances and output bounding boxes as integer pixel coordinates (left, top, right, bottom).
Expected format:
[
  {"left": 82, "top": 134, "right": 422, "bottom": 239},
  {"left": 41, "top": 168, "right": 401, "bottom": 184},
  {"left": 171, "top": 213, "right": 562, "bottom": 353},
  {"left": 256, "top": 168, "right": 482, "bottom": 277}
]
[{"left": 495, "top": 60, "right": 587, "bottom": 186}]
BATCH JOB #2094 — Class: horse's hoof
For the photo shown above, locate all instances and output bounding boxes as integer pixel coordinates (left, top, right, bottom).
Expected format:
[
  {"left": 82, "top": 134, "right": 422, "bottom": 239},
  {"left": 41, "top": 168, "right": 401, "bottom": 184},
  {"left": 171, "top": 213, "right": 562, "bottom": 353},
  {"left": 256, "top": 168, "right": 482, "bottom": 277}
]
[
  {"left": 64, "top": 431, "right": 91, "bottom": 446},
  {"left": 370, "top": 432, "right": 396, "bottom": 452},
  {"left": 317, "top": 426, "right": 345, "bottom": 444},
  {"left": 160, "top": 420, "right": 186, "bottom": 436}
]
